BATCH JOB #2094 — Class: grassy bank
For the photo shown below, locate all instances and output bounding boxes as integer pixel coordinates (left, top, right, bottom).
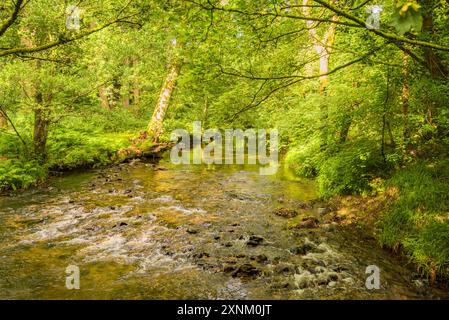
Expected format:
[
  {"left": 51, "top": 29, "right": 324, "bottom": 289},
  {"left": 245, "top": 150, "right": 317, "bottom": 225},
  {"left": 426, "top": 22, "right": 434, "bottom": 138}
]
[
  {"left": 0, "top": 131, "right": 136, "bottom": 192},
  {"left": 377, "top": 161, "right": 449, "bottom": 281},
  {"left": 0, "top": 102, "right": 160, "bottom": 192},
  {"left": 285, "top": 142, "right": 449, "bottom": 282}
]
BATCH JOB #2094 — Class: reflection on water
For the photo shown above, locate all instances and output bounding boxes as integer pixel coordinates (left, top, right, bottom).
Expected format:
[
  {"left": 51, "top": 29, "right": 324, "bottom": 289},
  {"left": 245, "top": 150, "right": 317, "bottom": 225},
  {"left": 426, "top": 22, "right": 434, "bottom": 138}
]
[{"left": 0, "top": 158, "right": 447, "bottom": 299}]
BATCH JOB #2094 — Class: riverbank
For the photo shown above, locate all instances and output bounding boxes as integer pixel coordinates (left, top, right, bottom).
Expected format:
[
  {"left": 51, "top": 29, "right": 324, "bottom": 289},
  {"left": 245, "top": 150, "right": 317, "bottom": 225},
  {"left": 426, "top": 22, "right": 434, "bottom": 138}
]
[
  {"left": 284, "top": 142, "right": 449, "bottom": 284},
  {"left": 0, "top": 131, "right": 171, "bottom": 193},
  {"left": 326, "top": 163, "right": 449, "bottom": 285}
]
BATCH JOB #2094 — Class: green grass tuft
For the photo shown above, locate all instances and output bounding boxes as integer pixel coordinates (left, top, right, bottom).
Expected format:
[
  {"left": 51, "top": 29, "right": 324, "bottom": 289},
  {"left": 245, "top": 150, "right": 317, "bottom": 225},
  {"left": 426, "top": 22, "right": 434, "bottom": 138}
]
[{"left": 378, "top": 161, "right": 449, "bottom": 278}]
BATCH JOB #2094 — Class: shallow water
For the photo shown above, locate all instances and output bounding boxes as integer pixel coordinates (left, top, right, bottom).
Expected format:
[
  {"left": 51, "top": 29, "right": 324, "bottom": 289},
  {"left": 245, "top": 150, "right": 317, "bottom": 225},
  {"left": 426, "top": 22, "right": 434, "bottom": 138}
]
[{"left": 0, "top": 158, "right": 447, "bottom": 299}]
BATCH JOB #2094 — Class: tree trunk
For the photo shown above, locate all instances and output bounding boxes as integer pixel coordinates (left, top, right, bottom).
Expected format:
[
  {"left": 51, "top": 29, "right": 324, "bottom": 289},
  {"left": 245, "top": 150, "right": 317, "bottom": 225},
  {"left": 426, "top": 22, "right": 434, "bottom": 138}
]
[
  {"left": 131, "top": 57, "right": 140, "bottom": 107},
  {"left": 33, "top": 93, "right": 49, "bottom": 159},
  {"left": 302, "top": 0, "right": 338, "bottom": 94},
  {"left": 421, "top": 0, "right": 448, "bottom": 79},
  {"left": 99, "top": 87, "right": 110, "bottom": 109},
  {"left": 387, "top": 120, "right": 396, "bottom": 147},
  {"left": 148, "top": 61, "right": 181, "bottom": 143},
  {"left": 133, "top": 87, "right": 140, "bottom": 106},
  {"left": 122, "top": 57, "right": 131, "bottom": 108},
  {"left": 111, "top": 77, "right": 121, "bottom": 108},
  {"left": 31, "top": 56, "right": 50, "bottom": 159},
  {"left": 339, "top": 118, "right": 351, "bottom": 143},
  {"left": 123, "top": 85, "right": 130, "bottom": 108},
  {"left": 401, "top": 54, "right": 410, "bottom": 143},
  {"left": 203, "top": 96, "right": 209, "bottom": 129},
  {"left": 302, "top": 0, "right": 338, "bottom": 148},
  {"left": 420, "top": 0, "right": 447, "bottom": 129},
  {"left": 0, "top": 113, "right": 7, "bottom": 128}
]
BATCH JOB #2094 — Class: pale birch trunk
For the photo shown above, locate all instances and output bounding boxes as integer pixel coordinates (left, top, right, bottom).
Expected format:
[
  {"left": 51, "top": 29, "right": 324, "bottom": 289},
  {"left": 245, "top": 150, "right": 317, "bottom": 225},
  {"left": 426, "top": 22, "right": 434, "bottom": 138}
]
[
  {"left": 302, "top": 0, "right": 338, "bottom": 93},
  {"left": 148, "top": 61, "right": 181, "bottom": 143},
  {"left": 99, "top": 87, "right": 110, "bottom": 109},
  {"left": 302, "top": 0, "right": 338, "bottom": 147}
]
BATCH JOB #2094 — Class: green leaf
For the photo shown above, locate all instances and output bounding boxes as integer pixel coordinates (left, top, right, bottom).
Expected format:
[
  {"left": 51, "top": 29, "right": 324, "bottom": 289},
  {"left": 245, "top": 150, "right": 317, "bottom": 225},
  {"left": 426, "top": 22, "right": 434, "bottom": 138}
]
[{"left": 390, "top": 2, "right": 423, "bottom": 35}]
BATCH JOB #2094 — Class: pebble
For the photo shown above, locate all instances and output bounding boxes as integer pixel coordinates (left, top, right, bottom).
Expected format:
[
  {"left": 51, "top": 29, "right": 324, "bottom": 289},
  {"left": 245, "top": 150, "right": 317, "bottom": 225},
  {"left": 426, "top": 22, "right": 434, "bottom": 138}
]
[
  {"left": 296, "top": 217, "right": 319, "bottom": 229},
  {"left": 254, "top": 254, "right": 268, "bottom": 263},
  {"left": 246, "top": 235, "right": 264, "bottom": 247},
  {"left": 230, "top": 263, "right": 261, "bottom": 278},
  {"left": 317, "top": 207, "right": 330, "bottom": 215},
  {"left": 274, "top": 263, "right": 296, "bottom": 275},
  {"left": 274, "top": 208, "right": 298, "bottom": 218},
  {"left": 291, "top": 242, "right": 316, "bottom": 255}
]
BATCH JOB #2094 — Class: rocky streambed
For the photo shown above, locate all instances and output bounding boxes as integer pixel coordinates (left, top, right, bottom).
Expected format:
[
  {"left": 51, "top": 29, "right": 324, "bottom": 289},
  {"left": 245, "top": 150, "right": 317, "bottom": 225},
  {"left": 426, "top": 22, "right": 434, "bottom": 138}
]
[{"left": 0, "top": 159, "right": 447, "bottom": 299}]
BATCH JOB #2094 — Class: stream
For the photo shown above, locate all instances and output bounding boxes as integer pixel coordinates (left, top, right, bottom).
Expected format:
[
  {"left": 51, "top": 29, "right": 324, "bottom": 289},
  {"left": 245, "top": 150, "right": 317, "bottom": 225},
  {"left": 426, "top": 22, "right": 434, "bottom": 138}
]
[{"left": 0, "top": 157, "right": 448, "bottom": 299}]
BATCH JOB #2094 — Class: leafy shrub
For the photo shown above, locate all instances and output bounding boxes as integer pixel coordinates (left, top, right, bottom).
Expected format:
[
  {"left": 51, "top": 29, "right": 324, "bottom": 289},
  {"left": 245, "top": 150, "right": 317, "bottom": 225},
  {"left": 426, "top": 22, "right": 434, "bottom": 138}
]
[
  {"left": 0, "top": 133, "right": 30, "bottom": 158},
  {"left": 404, "top": 222, "right": 449, "bottom": 276},
  {"left": 0, "top": 159, "right": 46, "bottom": 191},
  {"left": 47, "top": 130, "right": 132, "bottom": 170},
  {"left": 378, "top": 161, "right": 449, "bottom": 278},
  {"left": 285, "top": 141, "right": 321, "bottom": 178},
  {"left": 317, "top": 140, "right": 382, "bottom": 198}
]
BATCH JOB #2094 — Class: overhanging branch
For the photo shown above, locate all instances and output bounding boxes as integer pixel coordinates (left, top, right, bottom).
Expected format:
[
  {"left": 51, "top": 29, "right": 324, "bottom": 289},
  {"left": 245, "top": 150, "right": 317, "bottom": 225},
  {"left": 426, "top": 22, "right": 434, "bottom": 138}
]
[
  {"left": 228, "top": 48, "right": 380, "bottom": 120},
  {"left": 312, "top": 0, "right": 449, "bottom": 52},
  {"left": 0, "top": 0, "right": 26, "bottom": 37}
]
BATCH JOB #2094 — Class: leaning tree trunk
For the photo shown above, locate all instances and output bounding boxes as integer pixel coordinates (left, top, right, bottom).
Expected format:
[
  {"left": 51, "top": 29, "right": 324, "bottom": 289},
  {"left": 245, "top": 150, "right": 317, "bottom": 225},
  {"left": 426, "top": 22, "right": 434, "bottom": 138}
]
[{"left": 148, "top": 61, "right": 181, "bottom": 143}]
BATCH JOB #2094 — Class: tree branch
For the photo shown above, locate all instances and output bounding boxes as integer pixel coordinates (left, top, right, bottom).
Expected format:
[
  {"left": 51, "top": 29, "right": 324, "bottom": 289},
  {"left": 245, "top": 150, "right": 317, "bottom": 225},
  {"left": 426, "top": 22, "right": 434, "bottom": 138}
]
[
  {"left": 0, "top": 0, "right": 25, "bottom": 37},
  {"left": 229, "top": 48, "right": 380, "bottom": 120},
  {"left": 0, "top": 18, "right": 128, "bottom": 58},
  {"left": 187, "top": 0, "right": 362, "bottom": 28},
  {"left": 312, "top": 0, "right": 449, "bottom": 52}
]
